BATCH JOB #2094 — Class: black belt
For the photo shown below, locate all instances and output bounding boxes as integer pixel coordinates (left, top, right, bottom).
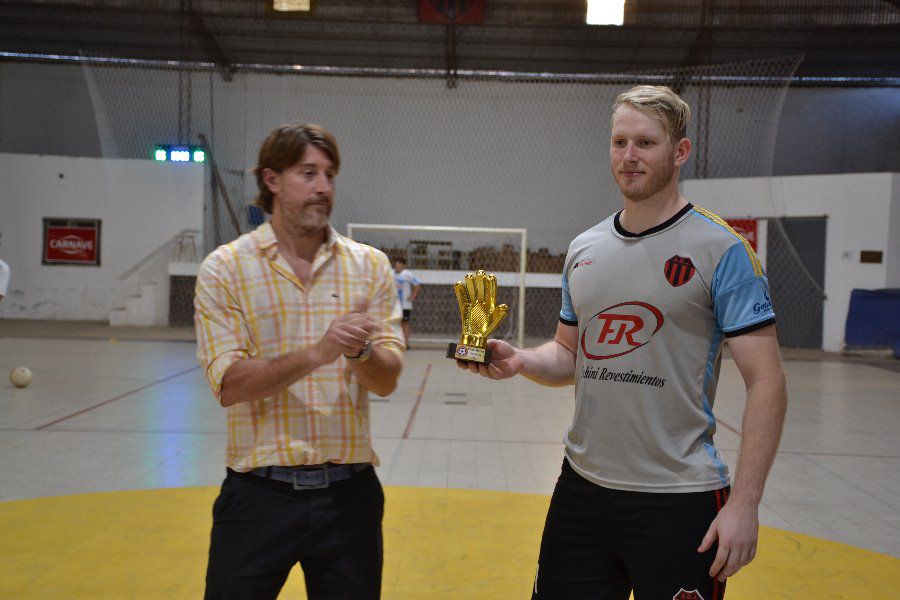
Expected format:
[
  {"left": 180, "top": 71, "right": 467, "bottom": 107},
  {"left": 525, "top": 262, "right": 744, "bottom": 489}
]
[{"left": 247, "top": 463, "right": 370, "bottom": 490}]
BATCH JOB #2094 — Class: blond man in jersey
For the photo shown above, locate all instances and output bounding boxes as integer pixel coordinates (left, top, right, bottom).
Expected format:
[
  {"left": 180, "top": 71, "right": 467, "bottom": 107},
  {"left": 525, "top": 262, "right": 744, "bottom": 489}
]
[{"left": 459, "top": 86, "right": 787, "bottom": 600}]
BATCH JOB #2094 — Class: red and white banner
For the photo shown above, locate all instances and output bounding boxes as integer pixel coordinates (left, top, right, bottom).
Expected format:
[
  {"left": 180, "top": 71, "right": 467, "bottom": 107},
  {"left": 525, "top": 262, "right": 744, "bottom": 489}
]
[
  {"left": 418, "top": 0, "right": 485, "bottom": 25},
  {"left": 725, "top": 219, "right": 758, "bottom": 252},
  {"left": 43, "top": 220, "right": 101, "bottom": 265}
]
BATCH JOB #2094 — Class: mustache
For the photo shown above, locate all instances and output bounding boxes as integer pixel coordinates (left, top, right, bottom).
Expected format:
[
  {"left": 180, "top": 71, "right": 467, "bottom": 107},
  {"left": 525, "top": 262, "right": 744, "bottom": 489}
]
[{"left": 304, "top": 198, "right": 332, "bottom": 207}]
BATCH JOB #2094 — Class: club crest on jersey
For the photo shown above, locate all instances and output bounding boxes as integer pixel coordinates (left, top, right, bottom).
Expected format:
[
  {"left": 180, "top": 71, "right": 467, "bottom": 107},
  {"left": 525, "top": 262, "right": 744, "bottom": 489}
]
[
  {"left": 673, "top": 589, "right": 705, "bottom": 600},
  {"left": 664, "top": 255, "right": 696, "bottom": 287},
  {"left": 581, "top": 301, "right": 664, "bottom": 360}
]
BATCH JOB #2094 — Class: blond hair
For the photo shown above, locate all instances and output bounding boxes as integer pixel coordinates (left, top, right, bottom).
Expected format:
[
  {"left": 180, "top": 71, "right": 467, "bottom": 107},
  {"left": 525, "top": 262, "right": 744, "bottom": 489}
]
[{"left": 612, "top": 85, "right": 691, "bottom": 144}]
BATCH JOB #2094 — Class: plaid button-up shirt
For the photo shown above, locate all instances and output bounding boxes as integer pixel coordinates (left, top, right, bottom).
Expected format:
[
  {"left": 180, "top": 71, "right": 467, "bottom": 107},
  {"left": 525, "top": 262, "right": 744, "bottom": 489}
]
[{"left": 195, "top": 222, "right": 404, "bottom": 471}]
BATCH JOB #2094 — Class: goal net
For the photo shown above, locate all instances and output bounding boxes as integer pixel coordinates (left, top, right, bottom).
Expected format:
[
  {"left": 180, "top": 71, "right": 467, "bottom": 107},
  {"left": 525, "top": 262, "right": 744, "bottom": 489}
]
[
  {"left": 65, "top": 52, "right": 812, "bottom": 345},
  {"left": 347, "top": 224, "right": 549, "bottom": 348}
]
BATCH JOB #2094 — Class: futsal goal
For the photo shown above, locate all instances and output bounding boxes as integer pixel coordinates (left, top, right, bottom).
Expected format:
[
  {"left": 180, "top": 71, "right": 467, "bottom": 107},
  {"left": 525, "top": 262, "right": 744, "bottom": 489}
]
[{"left": 347, "top": 224, "right": 533, "bottom": 348}]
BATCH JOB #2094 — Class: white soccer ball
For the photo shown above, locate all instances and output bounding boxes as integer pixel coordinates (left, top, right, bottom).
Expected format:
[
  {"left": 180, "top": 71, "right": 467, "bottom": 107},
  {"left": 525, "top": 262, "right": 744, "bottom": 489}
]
[{"left": 9, "top": 367, "right": 32, "bottom": 388}]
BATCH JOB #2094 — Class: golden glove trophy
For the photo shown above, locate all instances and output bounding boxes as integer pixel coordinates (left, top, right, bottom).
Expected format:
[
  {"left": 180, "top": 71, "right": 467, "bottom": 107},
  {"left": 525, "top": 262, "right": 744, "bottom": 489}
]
[{"left": 446, "top": 270, "right": 509, "bottom": 364}]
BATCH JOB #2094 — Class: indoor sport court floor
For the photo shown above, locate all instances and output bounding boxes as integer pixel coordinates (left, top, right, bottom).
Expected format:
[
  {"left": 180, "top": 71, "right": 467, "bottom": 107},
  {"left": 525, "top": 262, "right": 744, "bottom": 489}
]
[{"left": 1, "top": 321, "right": 898, "bottom": 599}]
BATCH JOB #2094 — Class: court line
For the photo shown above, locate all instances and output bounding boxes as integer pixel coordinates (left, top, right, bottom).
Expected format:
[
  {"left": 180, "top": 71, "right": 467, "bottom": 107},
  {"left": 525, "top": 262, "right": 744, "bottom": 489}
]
[
  {"left": 777, "top": 450, "right": 900, "bottom": 459},
  {"left": 391, "top": 440, "right": 900, "bottom": 460},
  {"left": 4, "top": 427, "right": 899, "bottom": 459},
  {"left": 33, "top": 366, "right": 201, "bottom": 431},
  {"left": 1, "top": 428, "right": 224, "bottom": 435},
  {"left": 0, "top": 334, "right": 196, "bottom": 344},
  {"left": 401, "top": 363, "right": 433, "bottom": 439},
  {"left": 716, "top": 417, "right": 741, "bottom": 436}
]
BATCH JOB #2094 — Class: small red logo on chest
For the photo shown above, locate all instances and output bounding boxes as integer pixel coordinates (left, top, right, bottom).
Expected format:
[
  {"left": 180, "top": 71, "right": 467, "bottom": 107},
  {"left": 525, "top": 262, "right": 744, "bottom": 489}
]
[
  {"left": 673, "top": 590, "right": 705, "bottom": 600},
  {"left": 574, "top": 259, "right": 594, "bottom": 270},
  {"left": 664, "top": 255, "right": 696, "bottom": 287}
]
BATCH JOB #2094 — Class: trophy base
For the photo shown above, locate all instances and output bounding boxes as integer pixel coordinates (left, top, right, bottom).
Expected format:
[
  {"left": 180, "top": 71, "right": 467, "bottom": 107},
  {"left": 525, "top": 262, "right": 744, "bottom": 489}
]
[{"left": 447, "top": 343, "right": 492, "bottom": 364}]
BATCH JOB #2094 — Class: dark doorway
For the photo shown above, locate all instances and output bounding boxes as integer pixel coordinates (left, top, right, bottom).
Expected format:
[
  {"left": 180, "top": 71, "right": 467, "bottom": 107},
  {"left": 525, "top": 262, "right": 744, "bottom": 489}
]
[{"left": 765, "top": 217, "right": 826, "bottom": 349}]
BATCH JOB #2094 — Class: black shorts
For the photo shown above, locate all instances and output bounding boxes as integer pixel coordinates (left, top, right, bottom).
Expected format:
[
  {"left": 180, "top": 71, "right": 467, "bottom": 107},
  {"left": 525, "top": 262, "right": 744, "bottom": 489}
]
[
  {"left": 532, "top": 458, "right": 729, "bottom": 600},
  {"left": 402, "top": 309, "right": 412, "bottom": 322}
]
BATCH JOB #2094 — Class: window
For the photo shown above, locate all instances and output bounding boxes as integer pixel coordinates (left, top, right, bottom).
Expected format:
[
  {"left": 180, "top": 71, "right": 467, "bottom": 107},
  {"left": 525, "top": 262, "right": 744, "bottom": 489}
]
[
  {"left": 272, "top": 0, "right": 311, "bottom": 13},
  {"left": 586, "top": 0, "right": 625, "bottom": 26}
]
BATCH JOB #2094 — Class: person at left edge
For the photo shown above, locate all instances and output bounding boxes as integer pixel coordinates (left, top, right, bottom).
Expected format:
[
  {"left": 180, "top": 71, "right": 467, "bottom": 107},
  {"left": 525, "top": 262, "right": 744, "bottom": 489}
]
[
  {"left": 194, "top": 122, "right": 404, "bottom": 600},
  {"left": 0, "top": 233, "right": 10, "bottom": 303},
  {"left": 0, "top": 257, "right": 9, "bottom": 303}
]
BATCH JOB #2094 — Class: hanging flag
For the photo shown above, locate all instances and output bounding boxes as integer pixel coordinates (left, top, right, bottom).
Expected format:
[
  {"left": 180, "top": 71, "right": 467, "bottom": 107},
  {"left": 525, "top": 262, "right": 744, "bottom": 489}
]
[
  {"left": 418, "top": 0, "right": 485, "bottom": 25},
  {"left": 725, "top": 219, "right": 759, "bottom": 252}
]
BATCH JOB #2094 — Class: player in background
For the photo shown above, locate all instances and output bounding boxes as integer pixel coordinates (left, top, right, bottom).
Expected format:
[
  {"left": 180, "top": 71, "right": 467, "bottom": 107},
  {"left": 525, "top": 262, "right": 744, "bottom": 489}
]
[{"left": 393, "top": 258, "right": 421, "bottom": 349}]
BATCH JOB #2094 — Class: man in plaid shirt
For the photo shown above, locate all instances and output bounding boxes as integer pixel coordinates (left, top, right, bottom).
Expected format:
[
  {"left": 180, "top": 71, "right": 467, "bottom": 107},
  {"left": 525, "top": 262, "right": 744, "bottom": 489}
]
[{"left": 195, "top": 123, "right": 404, "bottom": 599}]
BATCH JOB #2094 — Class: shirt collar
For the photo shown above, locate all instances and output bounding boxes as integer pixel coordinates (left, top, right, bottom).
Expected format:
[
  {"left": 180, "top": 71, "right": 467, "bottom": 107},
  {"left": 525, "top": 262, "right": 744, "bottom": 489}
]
[
  {"left": 613, "top": 203, "right": 694, "bottom": 239},
  {"left": 255, "top": 221, "right": 341, "bottom": 258}
]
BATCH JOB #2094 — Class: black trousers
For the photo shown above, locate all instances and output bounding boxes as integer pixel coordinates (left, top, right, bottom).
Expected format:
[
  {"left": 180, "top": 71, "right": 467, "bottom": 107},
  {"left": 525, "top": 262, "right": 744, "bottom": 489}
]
[
  {"left": 532, "top": 458, "right": 728, "bottom": 600},
  {"left": 204, "top": 466, "right": 384, "bottom": 600}
]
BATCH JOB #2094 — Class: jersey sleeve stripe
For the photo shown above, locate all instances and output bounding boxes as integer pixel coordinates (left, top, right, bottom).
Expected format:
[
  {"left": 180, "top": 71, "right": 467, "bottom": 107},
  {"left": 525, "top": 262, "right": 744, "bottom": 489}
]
[
  {"left": 723, "top": 317, "right": 776, "bottom": 337},
  {"left": 692, "top": 206, "right": 763, "bottom": 277}
]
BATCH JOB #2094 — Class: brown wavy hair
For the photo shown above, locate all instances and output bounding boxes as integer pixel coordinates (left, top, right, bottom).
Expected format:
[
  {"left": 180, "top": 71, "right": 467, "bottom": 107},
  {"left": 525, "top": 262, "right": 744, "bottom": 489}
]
[{"left": 252, "top": 123, "right": 341, "bottom": 214}]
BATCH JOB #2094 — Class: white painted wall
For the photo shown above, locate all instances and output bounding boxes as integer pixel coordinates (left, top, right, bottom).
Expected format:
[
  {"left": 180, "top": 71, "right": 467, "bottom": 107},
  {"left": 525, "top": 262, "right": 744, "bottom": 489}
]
[
  {"left": 888, "top": 174, "right": 900, "bottom": 288},
  {"left": 0, "top": 153, "right": 204, "bottom": 321},
  {"left": 682, "top": 173, "right": 898, "bottom": 352},
  {"left": 7, "top": 62, "right": 873, "bottom": 255}
]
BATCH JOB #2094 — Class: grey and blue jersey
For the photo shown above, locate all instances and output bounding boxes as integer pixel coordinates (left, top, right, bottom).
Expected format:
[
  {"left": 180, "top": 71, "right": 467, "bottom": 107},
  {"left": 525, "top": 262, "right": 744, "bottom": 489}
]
[{"left": 559, "top": 203, "right": 775, "bottom": 493}]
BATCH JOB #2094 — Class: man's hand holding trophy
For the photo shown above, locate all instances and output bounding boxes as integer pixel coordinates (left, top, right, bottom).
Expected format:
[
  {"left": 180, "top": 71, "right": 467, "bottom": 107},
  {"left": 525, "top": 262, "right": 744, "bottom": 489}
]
[{"left": 447, "top": 270, "right": 509, "bottom": 364}]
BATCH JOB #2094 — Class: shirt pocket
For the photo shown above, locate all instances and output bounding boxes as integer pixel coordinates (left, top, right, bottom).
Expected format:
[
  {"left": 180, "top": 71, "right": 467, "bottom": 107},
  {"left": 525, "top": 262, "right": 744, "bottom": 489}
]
[
  {"left": 248, "top": 281, "right": 306, "bottom": 353},
  {"left": 329, "top": 276, "right": 374, "bottom": 314}
]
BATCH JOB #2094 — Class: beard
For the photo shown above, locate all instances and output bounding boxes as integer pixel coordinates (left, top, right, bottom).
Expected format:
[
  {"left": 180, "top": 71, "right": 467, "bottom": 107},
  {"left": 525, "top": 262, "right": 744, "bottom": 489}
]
[
  {"left": 614, "top": 159, "right": 675, "bottom": 202},
  {"left": 283, "top": 200, "right": 331, "bottom": 235}
]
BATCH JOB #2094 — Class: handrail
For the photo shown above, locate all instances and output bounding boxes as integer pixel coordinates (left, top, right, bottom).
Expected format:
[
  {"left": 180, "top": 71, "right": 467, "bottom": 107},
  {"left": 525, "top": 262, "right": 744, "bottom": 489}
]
[{"left": 117, "top": 228, "right": 199, "bottom": 281}]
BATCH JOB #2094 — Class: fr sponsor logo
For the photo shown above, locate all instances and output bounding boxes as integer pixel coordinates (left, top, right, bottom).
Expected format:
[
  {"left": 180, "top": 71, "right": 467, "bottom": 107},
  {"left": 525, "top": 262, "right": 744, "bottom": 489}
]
[
  {"left": 580, "top": 301, "right": 664, "bottom": 360},
  {"left": 673, "top": 589, "right": 705, "bottom": 600}
]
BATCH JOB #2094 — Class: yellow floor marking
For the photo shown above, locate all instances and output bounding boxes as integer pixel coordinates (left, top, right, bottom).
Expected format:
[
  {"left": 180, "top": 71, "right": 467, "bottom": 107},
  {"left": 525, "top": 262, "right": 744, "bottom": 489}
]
[{"left": 1, "top": 486, "right": 896, "bottom": 598}]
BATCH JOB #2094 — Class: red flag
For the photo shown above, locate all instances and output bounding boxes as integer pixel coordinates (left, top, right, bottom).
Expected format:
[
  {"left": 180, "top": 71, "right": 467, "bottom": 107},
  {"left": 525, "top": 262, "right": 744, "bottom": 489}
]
[
  {"left": 418, "top": 0, "right": 485, "bottom": 25},
  {"left": 725, "top": 218, "right": 758, "bottom": 251}
]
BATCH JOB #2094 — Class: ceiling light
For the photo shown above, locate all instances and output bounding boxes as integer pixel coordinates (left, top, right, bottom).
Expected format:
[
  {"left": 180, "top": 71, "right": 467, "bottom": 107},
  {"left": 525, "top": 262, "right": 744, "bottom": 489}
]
[{"left": 587, "top": 0, "right": 625, "bottom": 26}]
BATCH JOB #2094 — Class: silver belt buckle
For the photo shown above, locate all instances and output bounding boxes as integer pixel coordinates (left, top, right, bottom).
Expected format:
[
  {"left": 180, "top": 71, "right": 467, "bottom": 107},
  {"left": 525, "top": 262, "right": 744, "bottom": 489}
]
[{"left": 292, "top": 464, "right": 330, "bottom": 490}]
